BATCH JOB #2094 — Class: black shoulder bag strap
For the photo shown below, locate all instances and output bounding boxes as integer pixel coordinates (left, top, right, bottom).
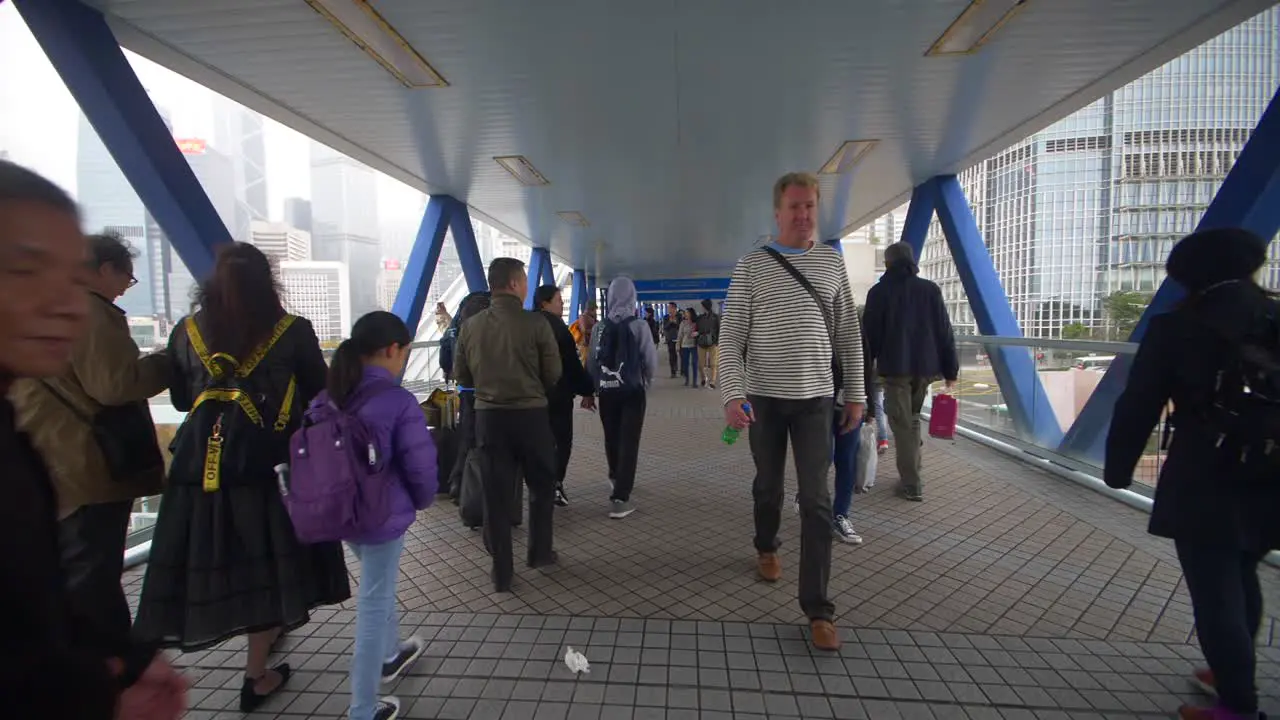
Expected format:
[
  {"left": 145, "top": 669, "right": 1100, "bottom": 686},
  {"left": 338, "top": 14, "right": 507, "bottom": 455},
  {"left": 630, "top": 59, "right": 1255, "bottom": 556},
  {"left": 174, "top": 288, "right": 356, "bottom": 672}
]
[{"left": 761, "top": 247, "right": 843, "bottom": 392}]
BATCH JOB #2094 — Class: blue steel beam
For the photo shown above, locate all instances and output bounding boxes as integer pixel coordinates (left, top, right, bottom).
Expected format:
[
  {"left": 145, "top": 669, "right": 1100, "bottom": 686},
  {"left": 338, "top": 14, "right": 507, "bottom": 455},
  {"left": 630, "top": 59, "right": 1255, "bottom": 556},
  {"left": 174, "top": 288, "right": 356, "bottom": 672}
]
[
  {"left": 447, "top": 201, "right": 488, "bottom": 292},
  {"left": 525, "top": 247, "right": 552, "bottom": 309},
  {"left": 932, "top": 176, "right": 1063, "bottom": 446},
  {"left": 1061, "top": 86, "right": 1280, "bottom": 462},
  {"left": 392, "top": 196, "right": 453, "bottom": 337},
  {"left": 570, "top": 269, "right": 588, "bottom": 322},
  {"left": 540, "top": 253, "right": 557, "bottom": 288},
  {"left": 17, "top": 0, "right": 231, "bottom": 279},
  {"left": 900, "top": 181, "right": 939, "bottom": 260}
]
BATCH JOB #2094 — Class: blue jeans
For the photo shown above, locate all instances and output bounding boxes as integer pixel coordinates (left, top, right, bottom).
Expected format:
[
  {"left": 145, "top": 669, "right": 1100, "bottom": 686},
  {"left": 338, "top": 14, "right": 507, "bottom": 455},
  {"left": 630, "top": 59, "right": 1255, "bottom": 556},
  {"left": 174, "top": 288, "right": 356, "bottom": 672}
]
[
  {"left": 832, "top": 415, "right": 862, "bottom": 518},
  {"left": 347, "top": 536, "right": 405, "bottom": 720},
  {"left": 681, "top": 347, "right": 698, "bottom": 385}
]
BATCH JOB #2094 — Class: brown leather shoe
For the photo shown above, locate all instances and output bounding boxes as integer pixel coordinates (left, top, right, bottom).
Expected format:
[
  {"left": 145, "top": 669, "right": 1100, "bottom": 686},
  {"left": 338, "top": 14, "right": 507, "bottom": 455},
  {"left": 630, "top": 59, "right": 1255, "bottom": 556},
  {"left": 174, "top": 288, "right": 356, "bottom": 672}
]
[
  {"left": 757, "top": 552, "right": 781, "bottom": 582},
  {"left": 810, "top": 620, "right": 840, "bottom": 651}
]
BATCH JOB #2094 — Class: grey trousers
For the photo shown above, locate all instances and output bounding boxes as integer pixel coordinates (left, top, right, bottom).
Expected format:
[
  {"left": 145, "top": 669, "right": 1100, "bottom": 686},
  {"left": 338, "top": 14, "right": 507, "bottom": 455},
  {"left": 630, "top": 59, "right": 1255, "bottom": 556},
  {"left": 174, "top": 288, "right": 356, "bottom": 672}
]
[
  {"left": 747, "top": 394, "right": 835, "bottom": 622},
  {"left": 882, "top": 376, "right": 930, "bottom": 493}
]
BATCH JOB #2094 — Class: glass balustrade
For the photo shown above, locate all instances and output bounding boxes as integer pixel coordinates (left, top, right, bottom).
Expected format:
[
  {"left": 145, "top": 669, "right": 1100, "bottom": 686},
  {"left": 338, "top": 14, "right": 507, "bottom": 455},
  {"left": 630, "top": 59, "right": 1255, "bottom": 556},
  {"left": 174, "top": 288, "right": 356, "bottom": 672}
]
[{"left": 921, "top": 335, "right": 1164, "bottom": 492}]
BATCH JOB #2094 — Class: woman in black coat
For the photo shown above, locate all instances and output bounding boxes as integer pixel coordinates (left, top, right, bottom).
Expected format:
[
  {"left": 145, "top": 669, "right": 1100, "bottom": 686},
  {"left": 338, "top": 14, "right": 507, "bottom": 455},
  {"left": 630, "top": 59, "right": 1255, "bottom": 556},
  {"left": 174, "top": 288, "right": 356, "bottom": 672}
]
[
  {"left": 1106, "top": 227, "right": 1280, "bottom": 720},
  {"left": 534, "top": 285, "right": 595, "bottom": 506}
]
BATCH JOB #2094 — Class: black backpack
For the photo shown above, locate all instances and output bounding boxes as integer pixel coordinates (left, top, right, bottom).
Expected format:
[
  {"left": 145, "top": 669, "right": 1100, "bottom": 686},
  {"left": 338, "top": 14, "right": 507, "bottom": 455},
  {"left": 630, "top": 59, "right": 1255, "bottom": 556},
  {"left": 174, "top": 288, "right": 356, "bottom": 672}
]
[
  {"left": 169, "top": 315, "right": 299, "bottom": 491},
  {"left": 440, "top": 291, "right": 491, "bottom": 379},
  {"left": 1195, "top": 308, "right": 1280, "bottom": 477},
  {"left": 593, "top": 317, "right": 645, "bottom": 393}
]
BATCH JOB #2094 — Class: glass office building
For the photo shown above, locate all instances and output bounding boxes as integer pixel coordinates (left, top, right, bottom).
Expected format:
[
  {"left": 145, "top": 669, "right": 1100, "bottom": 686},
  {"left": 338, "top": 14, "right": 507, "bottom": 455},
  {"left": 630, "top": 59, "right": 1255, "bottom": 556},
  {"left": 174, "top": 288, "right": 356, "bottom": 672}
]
[{"left": 918, "top": 7, "right": 1280, "bottom": 338}]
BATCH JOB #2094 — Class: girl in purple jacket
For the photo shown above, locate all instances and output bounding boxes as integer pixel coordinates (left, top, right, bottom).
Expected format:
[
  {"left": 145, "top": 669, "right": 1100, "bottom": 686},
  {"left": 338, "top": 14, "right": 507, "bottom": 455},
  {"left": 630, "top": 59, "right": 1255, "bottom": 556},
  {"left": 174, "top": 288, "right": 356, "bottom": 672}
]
[{"left": 317, "top": 311, "right": 438, "bottom": 720}]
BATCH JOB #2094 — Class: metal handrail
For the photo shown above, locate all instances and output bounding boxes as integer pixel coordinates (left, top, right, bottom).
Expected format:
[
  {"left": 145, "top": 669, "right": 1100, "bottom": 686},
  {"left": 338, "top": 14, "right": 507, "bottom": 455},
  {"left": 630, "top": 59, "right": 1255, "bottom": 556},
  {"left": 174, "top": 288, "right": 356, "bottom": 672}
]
[{"left": 954, "top": 334, "right": 1138, "bottom": 354}]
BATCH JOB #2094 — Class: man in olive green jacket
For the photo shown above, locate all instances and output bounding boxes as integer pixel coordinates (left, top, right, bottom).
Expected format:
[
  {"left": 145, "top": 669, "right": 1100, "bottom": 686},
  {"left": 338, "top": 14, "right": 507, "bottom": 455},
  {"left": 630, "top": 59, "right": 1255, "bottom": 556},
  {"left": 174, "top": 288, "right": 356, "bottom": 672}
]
[
  {"left": 9, "top": 232, "right": 169, "bottom": 656},
  {"left": 454, "top": 257, "right": 562, "bottom": 591}
]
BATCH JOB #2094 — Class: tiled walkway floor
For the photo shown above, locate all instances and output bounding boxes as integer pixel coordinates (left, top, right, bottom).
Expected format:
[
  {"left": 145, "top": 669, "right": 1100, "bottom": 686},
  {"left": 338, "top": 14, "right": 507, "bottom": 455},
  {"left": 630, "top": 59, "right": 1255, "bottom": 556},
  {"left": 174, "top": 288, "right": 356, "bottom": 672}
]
[{"left": 126, "top": 378, "right": 1280, "bottom": 718}]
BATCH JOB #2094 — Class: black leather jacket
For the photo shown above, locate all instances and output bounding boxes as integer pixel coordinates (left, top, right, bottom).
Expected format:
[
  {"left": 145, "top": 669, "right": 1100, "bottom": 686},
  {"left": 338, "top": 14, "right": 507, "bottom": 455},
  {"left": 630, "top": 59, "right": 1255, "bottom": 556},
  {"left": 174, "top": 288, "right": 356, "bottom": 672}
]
[{"left": 0, "top": 393, "right": 149, "bottom": 718}]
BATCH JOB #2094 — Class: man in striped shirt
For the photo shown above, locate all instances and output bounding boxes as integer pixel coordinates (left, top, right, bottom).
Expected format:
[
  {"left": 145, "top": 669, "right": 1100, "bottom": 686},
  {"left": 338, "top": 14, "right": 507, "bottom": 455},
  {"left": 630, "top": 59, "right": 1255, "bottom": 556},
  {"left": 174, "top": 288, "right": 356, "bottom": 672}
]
[{"left": 718, "top": 172, "right": 866, "bottom": 651}]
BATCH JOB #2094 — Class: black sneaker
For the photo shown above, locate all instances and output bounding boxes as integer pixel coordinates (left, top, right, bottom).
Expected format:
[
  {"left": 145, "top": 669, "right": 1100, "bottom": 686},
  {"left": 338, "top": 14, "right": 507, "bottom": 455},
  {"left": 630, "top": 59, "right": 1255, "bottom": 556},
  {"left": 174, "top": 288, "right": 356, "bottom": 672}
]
[
  {"left": 373, "top": 697, "right": 401, "bottom": 720},
  {"left": 381, "top": 636, "right": 425, "bottom": 685},
  {"left": 554, "top": 486, "right": 570, "bottom": 507}
]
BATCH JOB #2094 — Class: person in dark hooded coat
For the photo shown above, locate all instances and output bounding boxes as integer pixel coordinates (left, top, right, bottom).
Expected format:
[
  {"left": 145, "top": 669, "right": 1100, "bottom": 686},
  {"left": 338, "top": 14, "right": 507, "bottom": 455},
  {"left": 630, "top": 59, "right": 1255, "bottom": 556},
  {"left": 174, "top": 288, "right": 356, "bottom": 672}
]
[{"left": 1106, "top": 227, "right": 1280, "bottom": 720}]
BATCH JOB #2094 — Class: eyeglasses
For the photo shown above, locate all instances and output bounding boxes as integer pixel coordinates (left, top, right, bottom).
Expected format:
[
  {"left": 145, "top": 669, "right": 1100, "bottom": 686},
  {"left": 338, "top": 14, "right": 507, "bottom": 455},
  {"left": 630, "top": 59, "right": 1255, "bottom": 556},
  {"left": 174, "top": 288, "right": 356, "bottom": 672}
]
[{"left": 126, "top": 275, "right": 139, "bottom": 288}]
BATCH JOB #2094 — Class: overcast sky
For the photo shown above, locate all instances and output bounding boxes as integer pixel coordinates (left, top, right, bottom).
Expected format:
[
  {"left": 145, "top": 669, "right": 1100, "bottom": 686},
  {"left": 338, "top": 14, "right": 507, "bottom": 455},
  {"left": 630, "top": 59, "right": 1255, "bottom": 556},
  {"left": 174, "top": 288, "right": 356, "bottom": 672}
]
[{"left": 0, "top": 3, "right": 423, "bottom": 231}]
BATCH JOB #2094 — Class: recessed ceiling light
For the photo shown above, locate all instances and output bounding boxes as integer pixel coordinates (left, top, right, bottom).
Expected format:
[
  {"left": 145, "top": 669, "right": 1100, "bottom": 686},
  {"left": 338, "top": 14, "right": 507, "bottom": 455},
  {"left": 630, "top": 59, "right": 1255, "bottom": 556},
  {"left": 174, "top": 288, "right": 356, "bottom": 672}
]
[
  {"left": 557, "top": 211, "right": 590, "bottom": 227},
  {"left": 819, "top": 140, "right": 879, "bottom": 175},
  {"left": 926, "top": 0, "right": 1030, "bottom": 56},
  {"left": 304, "top": 0, "right": 448, "bottom": 88},
  {"left": 494, "top": 155, "right": 550, "bottom": 186}
]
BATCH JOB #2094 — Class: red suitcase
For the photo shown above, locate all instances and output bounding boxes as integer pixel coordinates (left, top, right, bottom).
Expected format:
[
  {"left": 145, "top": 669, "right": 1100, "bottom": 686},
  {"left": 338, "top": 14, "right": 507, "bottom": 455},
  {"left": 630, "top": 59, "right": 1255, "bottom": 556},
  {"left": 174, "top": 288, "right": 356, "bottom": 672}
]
[{"left": 929, "top": 393, "right": 958, "bottom": 440}]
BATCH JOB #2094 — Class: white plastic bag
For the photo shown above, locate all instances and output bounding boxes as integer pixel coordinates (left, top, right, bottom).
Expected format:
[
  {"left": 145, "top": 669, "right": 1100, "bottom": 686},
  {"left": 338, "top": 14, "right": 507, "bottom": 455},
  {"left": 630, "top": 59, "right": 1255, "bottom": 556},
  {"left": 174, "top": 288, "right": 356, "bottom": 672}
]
[
  {"left": 564, "top": 647, "right": 591, "bottom": 674},
  {"left": 855, "top": 422, "right": 878, "bottom": 493}
]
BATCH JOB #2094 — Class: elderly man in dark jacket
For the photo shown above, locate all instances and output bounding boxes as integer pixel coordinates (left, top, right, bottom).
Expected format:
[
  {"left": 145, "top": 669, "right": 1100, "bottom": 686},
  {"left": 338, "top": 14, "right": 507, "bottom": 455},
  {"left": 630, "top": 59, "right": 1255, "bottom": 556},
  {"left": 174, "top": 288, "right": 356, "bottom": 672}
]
[
  {"left": 11, "top": 231, "right": 169, "bottom": 660},
  {"left": 862, "top": 241, "right": 958, "bottom": 502},
  {"left": 0, "top": 160, "right": 185, "bottom": 719},
  {"left": 454, "top": 258, "right": 562, "bottom": 591}
]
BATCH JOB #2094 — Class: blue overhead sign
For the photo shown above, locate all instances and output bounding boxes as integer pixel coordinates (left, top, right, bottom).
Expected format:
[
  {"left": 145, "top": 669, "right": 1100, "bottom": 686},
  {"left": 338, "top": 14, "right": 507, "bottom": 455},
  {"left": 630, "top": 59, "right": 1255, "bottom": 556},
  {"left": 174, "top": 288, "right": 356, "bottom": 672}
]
[
  {"left": 636, "top": 290, "right": 727, "bottom": 302},
  {"left": 632, "top": 278, "right": 730, "bottom": 293}
]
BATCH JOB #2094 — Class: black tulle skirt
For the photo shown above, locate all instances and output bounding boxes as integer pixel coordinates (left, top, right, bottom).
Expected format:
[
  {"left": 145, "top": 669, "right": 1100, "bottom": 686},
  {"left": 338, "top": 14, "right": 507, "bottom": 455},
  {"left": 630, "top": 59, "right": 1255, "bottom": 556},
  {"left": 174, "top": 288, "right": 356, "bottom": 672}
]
[{"left": 133, "top": 480, "right": 351, "bottom": 652}]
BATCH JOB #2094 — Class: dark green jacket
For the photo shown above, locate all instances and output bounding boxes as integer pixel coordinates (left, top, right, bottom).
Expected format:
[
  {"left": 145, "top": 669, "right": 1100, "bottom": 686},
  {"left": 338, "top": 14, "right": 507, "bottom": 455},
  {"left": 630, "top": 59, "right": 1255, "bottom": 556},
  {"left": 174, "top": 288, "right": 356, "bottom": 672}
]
[{"left": 454, "top": 294, "right": 562, "bottom": 409}]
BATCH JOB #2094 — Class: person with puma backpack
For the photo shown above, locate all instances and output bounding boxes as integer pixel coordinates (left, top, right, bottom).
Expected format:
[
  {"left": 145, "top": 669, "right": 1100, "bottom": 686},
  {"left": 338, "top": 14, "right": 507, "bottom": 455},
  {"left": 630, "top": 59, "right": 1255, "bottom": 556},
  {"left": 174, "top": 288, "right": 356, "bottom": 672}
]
[
  {"left": 1106, "top": 228, "right": 1280, "bottom": 720},
  {"left": 587, "top": 276, "right": 658, "bottom": 519},
  {"left": 288, "top": 311, "right": 438, "bottom": 720},
  {"left": 133, "top": 243, "right": 351, "bottom": 714}
]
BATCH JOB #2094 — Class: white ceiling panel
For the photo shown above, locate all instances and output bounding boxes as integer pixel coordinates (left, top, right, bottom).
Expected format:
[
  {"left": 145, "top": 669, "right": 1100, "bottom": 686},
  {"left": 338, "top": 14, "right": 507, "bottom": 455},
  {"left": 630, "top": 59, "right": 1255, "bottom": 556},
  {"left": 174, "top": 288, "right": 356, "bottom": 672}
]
[{"left": 88, "top": 0, "right": 1278, "bottom": 277}]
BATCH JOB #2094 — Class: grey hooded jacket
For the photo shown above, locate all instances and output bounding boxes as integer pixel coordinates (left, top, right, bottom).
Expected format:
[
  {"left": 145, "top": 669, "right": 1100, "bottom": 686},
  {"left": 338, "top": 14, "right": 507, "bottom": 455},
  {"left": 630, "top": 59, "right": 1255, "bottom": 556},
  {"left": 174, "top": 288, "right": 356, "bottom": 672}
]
[{"left": 587, "top": 277, "right": 659, "bottom": 388}]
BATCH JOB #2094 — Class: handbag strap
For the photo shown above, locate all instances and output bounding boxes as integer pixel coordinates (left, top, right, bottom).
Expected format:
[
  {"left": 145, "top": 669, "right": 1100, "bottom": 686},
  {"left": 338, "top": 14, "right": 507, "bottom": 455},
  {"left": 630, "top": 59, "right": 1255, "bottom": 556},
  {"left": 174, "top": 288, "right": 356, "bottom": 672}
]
[
  {"left": 762, "top": 247, "right": 837, "bottom": 350},
  {"left": 40, "top": 380, "right": 93, "bottom": 425}
]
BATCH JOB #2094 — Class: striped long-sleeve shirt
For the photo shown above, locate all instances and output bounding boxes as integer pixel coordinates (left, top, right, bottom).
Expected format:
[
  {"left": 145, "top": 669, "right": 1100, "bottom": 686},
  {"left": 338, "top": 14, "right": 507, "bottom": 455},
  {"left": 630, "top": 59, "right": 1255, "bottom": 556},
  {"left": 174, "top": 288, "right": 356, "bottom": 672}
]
[{"left": 718, "top": 243, "right": 866, "bottom": 406}]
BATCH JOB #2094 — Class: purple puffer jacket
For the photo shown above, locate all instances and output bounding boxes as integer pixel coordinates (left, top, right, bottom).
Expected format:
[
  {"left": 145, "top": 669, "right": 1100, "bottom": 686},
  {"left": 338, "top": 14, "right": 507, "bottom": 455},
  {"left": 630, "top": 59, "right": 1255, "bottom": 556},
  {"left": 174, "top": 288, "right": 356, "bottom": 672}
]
[{"left": 306, "top": 366, "right": 437, "bottom": 544}]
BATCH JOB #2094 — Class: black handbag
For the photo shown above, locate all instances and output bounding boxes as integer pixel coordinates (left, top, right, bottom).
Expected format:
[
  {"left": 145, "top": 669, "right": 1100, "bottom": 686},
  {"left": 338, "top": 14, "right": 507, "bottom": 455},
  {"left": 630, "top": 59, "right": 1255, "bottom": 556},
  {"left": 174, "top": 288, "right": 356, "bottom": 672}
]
[{"left": 40, "top": 381, "right": 164, "bottom": 482}]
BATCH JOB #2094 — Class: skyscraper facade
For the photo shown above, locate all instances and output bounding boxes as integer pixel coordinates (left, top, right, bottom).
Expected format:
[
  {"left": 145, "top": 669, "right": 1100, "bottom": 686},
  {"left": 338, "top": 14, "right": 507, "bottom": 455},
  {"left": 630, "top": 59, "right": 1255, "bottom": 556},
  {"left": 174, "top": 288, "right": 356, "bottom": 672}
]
[
  {"left": 213, "top": 98, "right": 268, "bottom": 243},
  {"left": 164, "top": 140, "right": 238, "bottom": 323},
  {"left": 309, "top": 142, "right": 381, "bottom": 323},
  {"left": 283, "top": 196, "right": 313, "bottom": 234},
  {"left": 279, "top": 261, "right": 351, "bottom": 346},
  {"left": 76, "top": 112, "right": 153, "bottom": 317},
  {"left": 250, "top": 220, "right": 311, "bottom": 265},
  {"left": 917, "top": 7, "right": 1280, "bottom": 338}
]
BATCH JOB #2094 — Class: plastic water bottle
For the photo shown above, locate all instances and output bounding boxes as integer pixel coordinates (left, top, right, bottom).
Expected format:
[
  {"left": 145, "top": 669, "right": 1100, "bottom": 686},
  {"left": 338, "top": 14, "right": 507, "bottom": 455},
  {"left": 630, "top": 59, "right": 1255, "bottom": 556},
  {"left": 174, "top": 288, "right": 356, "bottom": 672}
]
[
  {"left": 722, "top": 402, "right": 752, "bottom": 445},
  {"left": 274, "top": 463, "right": 290, "bottom": 497}
]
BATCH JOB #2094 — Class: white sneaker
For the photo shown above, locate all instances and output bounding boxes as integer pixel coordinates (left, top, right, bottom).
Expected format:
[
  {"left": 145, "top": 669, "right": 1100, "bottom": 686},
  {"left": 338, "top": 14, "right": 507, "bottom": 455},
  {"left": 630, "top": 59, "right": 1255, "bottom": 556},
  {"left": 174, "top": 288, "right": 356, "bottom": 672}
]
[
  {"left": 380, "top": 636, "right": 425, "bottom": 685},
  {"left": 373, "top": 697, "right": 401, "bottom": 720},
  {"left": 834, "top": 516, "right": 863, "bottom": 545}
]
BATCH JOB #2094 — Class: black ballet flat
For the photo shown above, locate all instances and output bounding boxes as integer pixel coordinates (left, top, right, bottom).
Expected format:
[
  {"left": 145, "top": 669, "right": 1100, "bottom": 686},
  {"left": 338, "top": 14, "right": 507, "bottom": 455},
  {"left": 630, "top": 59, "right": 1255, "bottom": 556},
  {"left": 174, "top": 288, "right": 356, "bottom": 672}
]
[{"left": 240, "top": 663, "right": 291, "bottom": 713}]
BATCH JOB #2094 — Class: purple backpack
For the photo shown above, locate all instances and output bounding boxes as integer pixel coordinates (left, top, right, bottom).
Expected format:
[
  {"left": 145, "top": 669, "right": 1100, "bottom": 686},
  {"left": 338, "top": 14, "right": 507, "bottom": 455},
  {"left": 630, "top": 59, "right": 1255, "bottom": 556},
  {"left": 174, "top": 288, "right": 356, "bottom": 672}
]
[{"left": 283, "top": 379, "right": 398, "bottom": 544}]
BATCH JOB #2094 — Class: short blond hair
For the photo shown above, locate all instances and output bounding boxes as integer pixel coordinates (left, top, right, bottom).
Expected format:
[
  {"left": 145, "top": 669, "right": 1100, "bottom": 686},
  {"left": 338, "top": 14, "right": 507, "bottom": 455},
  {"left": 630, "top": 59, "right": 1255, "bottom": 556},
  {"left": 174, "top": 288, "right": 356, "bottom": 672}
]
[{"left": 773, "top": 172, "right": 821, "bottom": 209}]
